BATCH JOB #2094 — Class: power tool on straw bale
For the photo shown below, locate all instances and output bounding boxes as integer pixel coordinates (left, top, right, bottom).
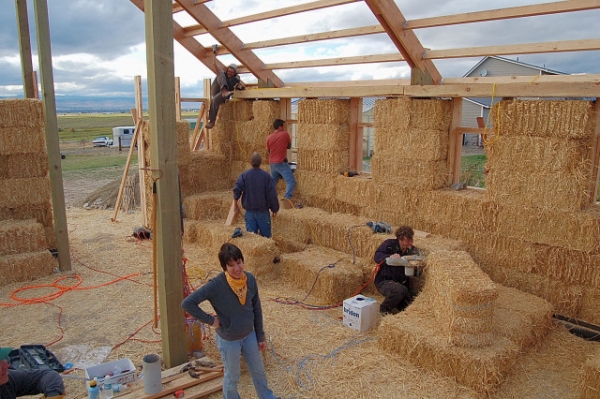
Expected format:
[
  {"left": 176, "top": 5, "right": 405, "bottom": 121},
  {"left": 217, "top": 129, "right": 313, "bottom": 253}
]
[{"left": 366, "top": 221, "right": 392, "bottom": 234}]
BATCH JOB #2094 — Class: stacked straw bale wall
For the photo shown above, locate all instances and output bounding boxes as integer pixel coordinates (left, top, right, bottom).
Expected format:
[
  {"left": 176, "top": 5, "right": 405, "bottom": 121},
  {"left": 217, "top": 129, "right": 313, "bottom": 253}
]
[
  {"left": 287, "top": 97, "right": 600, "bottom": 326},
  {"left": 0, "top": 99, "right": 58, "bottom": 285}
]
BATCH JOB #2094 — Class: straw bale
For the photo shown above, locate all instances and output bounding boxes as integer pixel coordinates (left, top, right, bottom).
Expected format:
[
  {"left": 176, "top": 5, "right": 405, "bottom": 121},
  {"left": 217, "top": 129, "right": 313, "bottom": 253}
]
[
  {"left": 378, "top": 306, "right": 518, "bottom": 395},
  {"left": 216, "top": 99, "right": 254, "bottom": 122},
  {"left": 0, "top": 250, "right": 57, "bottom": 286},
  {"left": 194, "top": 221, "right": 279, "bottom": 277},
  {"left": 424, "top": 250, "right": 498, "bottom": 348},
  {"left": 0, "top": 153, "right": 48, "bottom": 179},
  {"left": 297, "top": 123, "right": 349, "bottom": 151},
  {"left": 408, "top": 98, "right": 452, "bottom": 131},
  {"left": 183, "top": 190, "right": 231, "bottom": 221},
  {"left": 373, "top": 97, "right": 411, "bottom": 130},
  {"left": 179, "top": 151, "right": 230, "bottom": 198},
  {"left": 485, "top": 166, "right": 589, "bottom": 211},
  {"left": 0, "top": 126, "right": 48, "bottom": 156},
  {"left": 371, "top": 156, "right": 448, "bottom": 190},
  {"left": 271, "top": 208, "right": 312, "bottom": 252},
  {"left": 371, "top": 187, "right": 422, "bottom": 217},
  {"left": 375, "top": 127, "right": 448, "bottom": 161},
  {"left": 493, "top": 285, "right": 553, "bottom": 349},
  {"left": 278, "top": 246, "right": 363, "bottom": 305},
  {"left": 579, "top": 350, "right": 600, "bottom": 399},
  {"left": 495, "top": 205, "right": 600, "bottom": 253},
  {"left": 486, "top": 135, "right": 592, "bottom": 174},
  {"left": 491, "top": 99, "right": 595, "bottom": 140},
  {"left": 230, "top": 120, "right": 271, "bottom": 163},
  {"left": 176, "top": 121, "right": 192, "bottom": 166},
  {"left": 0, "top": 177, "right": 51, "bottom": 208},
  {"left": 0, "top": 99, "right": 44, "bottom": 130},
  {"left": 421, "top": 189, "right": 498, "bottom": 234},
  {"left": 296, "top": 148, "right": 349, "bottom": 175},
  {"left": 0, "top": 202, "right": 53, "bottom": 227},
  {"left": 294, "top": 170, "right": 334, "bottom": 211},
  {"left": 0, "top": 219, "right": 47, "bottom": 256},
  {"left": 207, "top": 120, "right": 234, "bottom": 158},
  {"left": 482, "top": 264, "right": 583, "bottom": 317},
  {"left": 577, "top": 287, "right": 600, "bottom": 326},
  {"left": 462, "top": 232, "right": 539, "bottom": 275},
  {"left": 534, "top": 245, "right": 600, "bottom": 287},
  {"left": 332, "top": 174, "right": 374, "bottom": 216},
  {"left": 297, "top": 98, "right": 350, "bottom": 125},
  {"left": 252, "top": 100, "right": 280, "bottom": 123}
]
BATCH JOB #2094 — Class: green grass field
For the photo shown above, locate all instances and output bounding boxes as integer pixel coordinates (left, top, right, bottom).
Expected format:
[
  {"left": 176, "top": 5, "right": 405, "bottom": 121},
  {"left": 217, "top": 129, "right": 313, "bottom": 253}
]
[{"left": 460, "top": 154, "right": 487, "bottom": 188}]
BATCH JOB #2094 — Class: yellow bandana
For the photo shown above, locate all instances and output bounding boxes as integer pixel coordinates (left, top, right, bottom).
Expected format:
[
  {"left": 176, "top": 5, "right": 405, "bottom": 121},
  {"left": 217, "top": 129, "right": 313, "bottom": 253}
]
[{"left": 225, "top": 271, "right": 247, "bottom": 305}]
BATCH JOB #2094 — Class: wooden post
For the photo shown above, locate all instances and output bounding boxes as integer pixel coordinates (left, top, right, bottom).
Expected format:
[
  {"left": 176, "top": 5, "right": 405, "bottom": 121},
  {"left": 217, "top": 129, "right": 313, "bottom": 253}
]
[
  {"left": 587, "top": 101, "right": 600, "bottom": 204},
  {"left": 448, "top": 98, "right": 463, "bottom": 185},
  {"left": 203, "top": 78, "right": 211, "bottom": 149},
  {"left": 15, "top": 0, "right": 36, "bottom": 99},
  {"left": 144, "top": 0, "right": 187, "bottom": 368},
  {"left": 134, "top": 76, "right": 148, "bottom": 224},
  {"left": 33, "top": 0, "right": 71, "bottom": 271},
  {"left": 175, "top": 76, "right": 181, "bottom": 121},
  {"left": 224, "top": 200, "right": 238, "bottom": 226},
  {"left": 348, "top": 97, "right": 363, "bottom": 172}
]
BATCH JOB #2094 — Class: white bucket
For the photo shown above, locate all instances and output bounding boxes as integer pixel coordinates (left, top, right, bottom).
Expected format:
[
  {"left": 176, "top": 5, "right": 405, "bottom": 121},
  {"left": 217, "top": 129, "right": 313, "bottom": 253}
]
[
  {"left": 404, "top": 266, "right": 415, "bottom": 276},
  {"left": 142, "top": 354, "right": 162, "bottom": 395}
]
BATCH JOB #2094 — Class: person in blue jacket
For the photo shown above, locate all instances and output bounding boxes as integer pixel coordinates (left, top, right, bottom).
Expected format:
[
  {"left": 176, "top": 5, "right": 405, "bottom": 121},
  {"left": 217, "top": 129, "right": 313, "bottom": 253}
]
[{"left": 233, "top": 152, "right": 279, "bottom": 238}]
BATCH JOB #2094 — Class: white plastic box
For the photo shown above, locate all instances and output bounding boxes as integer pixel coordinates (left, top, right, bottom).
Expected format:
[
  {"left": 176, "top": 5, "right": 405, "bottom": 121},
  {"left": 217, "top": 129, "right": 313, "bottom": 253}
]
[
  {"left": 85, "top": 358, "right": 137, "bottom": 385},
  {"left": 342, "top": 295, "right": 379, "bottom": 333}
]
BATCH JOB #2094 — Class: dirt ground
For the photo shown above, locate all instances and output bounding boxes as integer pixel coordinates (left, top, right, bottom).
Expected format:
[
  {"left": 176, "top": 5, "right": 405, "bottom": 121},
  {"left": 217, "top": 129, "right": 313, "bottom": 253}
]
[{"left": 1, "top": 147, "right": 599, "bottom": 399}]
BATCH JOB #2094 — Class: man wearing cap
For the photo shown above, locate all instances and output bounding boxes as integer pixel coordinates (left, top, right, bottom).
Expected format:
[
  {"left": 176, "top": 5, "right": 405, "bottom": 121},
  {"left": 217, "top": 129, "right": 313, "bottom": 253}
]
[
  {"left": 0, "top": 347, "right": 65, "bottom": 398},
  {"left": 206, "top": 63, "right": 246, "bottom": 129}
]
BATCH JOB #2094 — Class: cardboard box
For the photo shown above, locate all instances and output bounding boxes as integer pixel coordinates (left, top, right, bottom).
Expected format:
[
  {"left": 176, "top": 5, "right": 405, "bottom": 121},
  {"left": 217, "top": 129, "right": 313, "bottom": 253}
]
[
  {"left": 343, "top": 295, "right": 379, "bottom": 333},
  {"left": 85, "top": 358, "right": 137, "bottom": 385}
]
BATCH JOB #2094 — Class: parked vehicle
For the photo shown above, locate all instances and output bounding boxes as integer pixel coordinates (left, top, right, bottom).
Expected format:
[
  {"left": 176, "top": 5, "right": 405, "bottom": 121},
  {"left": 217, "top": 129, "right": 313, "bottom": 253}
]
[{"left": 92, "top": 136, "right": 113, "bottom": 147}]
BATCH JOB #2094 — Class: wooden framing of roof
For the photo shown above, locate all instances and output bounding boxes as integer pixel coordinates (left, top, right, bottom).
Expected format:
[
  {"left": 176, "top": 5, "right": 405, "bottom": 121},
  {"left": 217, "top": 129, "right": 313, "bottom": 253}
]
[{"left": 139, "top": 0, "right": 600, "bottom": 96}]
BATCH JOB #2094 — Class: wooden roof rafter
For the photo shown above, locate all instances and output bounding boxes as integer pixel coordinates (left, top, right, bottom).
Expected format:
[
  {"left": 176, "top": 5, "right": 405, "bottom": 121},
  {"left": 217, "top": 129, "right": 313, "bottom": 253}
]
[{"left": 175, "top": 0, "right": 284, "bottom": 87}]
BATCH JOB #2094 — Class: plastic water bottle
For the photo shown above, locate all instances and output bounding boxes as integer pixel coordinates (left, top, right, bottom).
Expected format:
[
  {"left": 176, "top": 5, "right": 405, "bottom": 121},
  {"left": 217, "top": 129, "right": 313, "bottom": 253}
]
[
  {"left": 87, "top": 378, "right": 100, "bottom": 399},
  {"left": 103, "top": 375, "right": 113, "bottom": 399}
]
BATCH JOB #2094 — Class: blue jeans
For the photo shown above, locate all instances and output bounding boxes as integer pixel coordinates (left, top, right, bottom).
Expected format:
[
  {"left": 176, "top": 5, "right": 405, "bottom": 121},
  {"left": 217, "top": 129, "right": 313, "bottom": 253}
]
[
  {"left": 216, "top": 330, "right": 278, "bottom": 399},
  {"left": 244, "top": 210, "right": 272, "bottom": 238},
  {"left": 269, "top": 162, "right": 295, "bottom": 199}
]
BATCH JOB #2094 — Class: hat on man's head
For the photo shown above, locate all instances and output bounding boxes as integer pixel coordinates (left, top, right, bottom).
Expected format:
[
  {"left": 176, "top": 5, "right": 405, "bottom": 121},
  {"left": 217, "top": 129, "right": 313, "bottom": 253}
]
[
  {"left": 0, "top": 347, "right": 12, "bottom": 361},
  {"left": 227, "top": 64, "right": 238, "bottom": 73}
]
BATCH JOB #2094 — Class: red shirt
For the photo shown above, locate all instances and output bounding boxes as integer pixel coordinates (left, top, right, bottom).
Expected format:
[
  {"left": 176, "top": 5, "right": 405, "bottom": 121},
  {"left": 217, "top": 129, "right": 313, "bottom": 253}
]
[{"left": 266, "top": 129, "right": 291, "bottom": 164}]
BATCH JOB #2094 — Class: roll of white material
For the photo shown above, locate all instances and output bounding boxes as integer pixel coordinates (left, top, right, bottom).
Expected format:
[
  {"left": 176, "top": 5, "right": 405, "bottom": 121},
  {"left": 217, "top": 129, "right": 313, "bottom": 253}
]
[{"left": 143, "top": 354, "right": 162, "bottom": 395}]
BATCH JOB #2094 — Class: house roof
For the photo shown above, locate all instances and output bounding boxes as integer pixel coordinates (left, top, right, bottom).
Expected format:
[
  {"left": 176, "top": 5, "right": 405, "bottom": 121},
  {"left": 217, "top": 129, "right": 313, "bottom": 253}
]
[{"left": 463, "top": 56, "right": 568, "bottom": 78}]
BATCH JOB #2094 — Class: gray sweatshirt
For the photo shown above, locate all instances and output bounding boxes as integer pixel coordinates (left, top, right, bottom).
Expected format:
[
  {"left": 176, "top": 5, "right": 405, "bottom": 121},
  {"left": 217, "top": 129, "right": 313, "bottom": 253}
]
[{"left": 181, "top": 272, "right": 265, "bottom": 342}]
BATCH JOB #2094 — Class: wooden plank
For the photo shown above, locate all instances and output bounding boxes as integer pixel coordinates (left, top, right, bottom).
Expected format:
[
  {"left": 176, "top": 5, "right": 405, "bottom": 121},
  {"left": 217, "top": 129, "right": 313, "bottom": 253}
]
[
  {"left": 175, "top": 76, "right": 181, "bottom": 121},
  {"left": 177, "top": 0, "right": 284, "bottom": 87},
  {"left": 448, "top": 98, "right": 463, "bottom": 185},
  {"left": 224, "top": 200, "right": 238, "bottom": 226},
  {"left": 15, "top": 0, "right": 36, "bottom": 99},
  {"left": 33, "top": 0, "right": 72, "bottom": 271},
  {"left": 190, "top": 103, "right": 205, "bottom": 151},
  {"left": 587, "top": 102, "right": 600, "bottom": 204},
  {"left": 116, "top": 371, "right": 223, "bottom": 399},
  {"left": 348, "top": 97, "right": 362, "bottom": 172},
  {"left": 407, "top": 0, "right": 600, "bottom": 29},
  {"left": 134, "top": 76, "right": 148, "bottom": 224},
  {"left": 111, "top": 116, "right": 142, "bottom": 223},
  {"left": 364, "top": 0, "right": 441, "bottom": 84},
  {"left": 144, "top": 0, "right": 187, "bottom": 369}
]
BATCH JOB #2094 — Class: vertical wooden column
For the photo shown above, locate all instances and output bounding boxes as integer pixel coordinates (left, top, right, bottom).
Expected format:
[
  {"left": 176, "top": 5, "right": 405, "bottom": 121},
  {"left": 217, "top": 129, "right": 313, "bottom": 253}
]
[
  {"left": 174, "top": 76, "right": 181, "bottom": 121},
  {"left": 32, "top": 71, "right": 39, "bottom": 99},
  {"left": 447, "top": 97, "right": 463, "bottom": 185},
  {"left": 33, "top": 0, "right": 71, "bottom": 272},
  {"left": 134, "top": 76, "right": 148, "bottom": 223},
  {"left": 348, "top": 97, "right": 363, "bottom": 172},
  {"left": 144, "top": 0, "right": 187, "bottom": 368},
  {"left": 587, "top": 101, "right": 600, "bottom": 204},
  {"left": 15, "top": 0, "right": 36, "bottom": 98}
]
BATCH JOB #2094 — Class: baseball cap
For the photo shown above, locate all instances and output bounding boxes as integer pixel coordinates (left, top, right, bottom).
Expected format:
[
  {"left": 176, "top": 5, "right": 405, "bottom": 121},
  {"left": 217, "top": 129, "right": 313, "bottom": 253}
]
[{"left": 0, "top": 347, "right": 12, "bottom": 361}]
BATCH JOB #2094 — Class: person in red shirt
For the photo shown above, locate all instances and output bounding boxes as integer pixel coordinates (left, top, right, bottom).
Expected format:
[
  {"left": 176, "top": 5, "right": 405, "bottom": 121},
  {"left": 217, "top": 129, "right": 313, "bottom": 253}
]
[{"left": 266, "top": 119, "right": 296, "bottom": 200}]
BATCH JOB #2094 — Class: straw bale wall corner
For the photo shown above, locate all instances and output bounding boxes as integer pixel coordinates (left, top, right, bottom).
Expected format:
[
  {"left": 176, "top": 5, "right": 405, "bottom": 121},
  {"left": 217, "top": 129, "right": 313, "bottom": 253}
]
[{"left": 0, "top": 99, "right": 58, "bottom": 286}]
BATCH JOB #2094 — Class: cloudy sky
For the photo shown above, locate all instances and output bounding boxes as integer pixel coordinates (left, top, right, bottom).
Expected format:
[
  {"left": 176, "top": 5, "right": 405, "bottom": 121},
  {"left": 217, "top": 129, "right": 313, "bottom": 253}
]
[{"left": 1, "top": 0, "right": 599, "bottom": 103}]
